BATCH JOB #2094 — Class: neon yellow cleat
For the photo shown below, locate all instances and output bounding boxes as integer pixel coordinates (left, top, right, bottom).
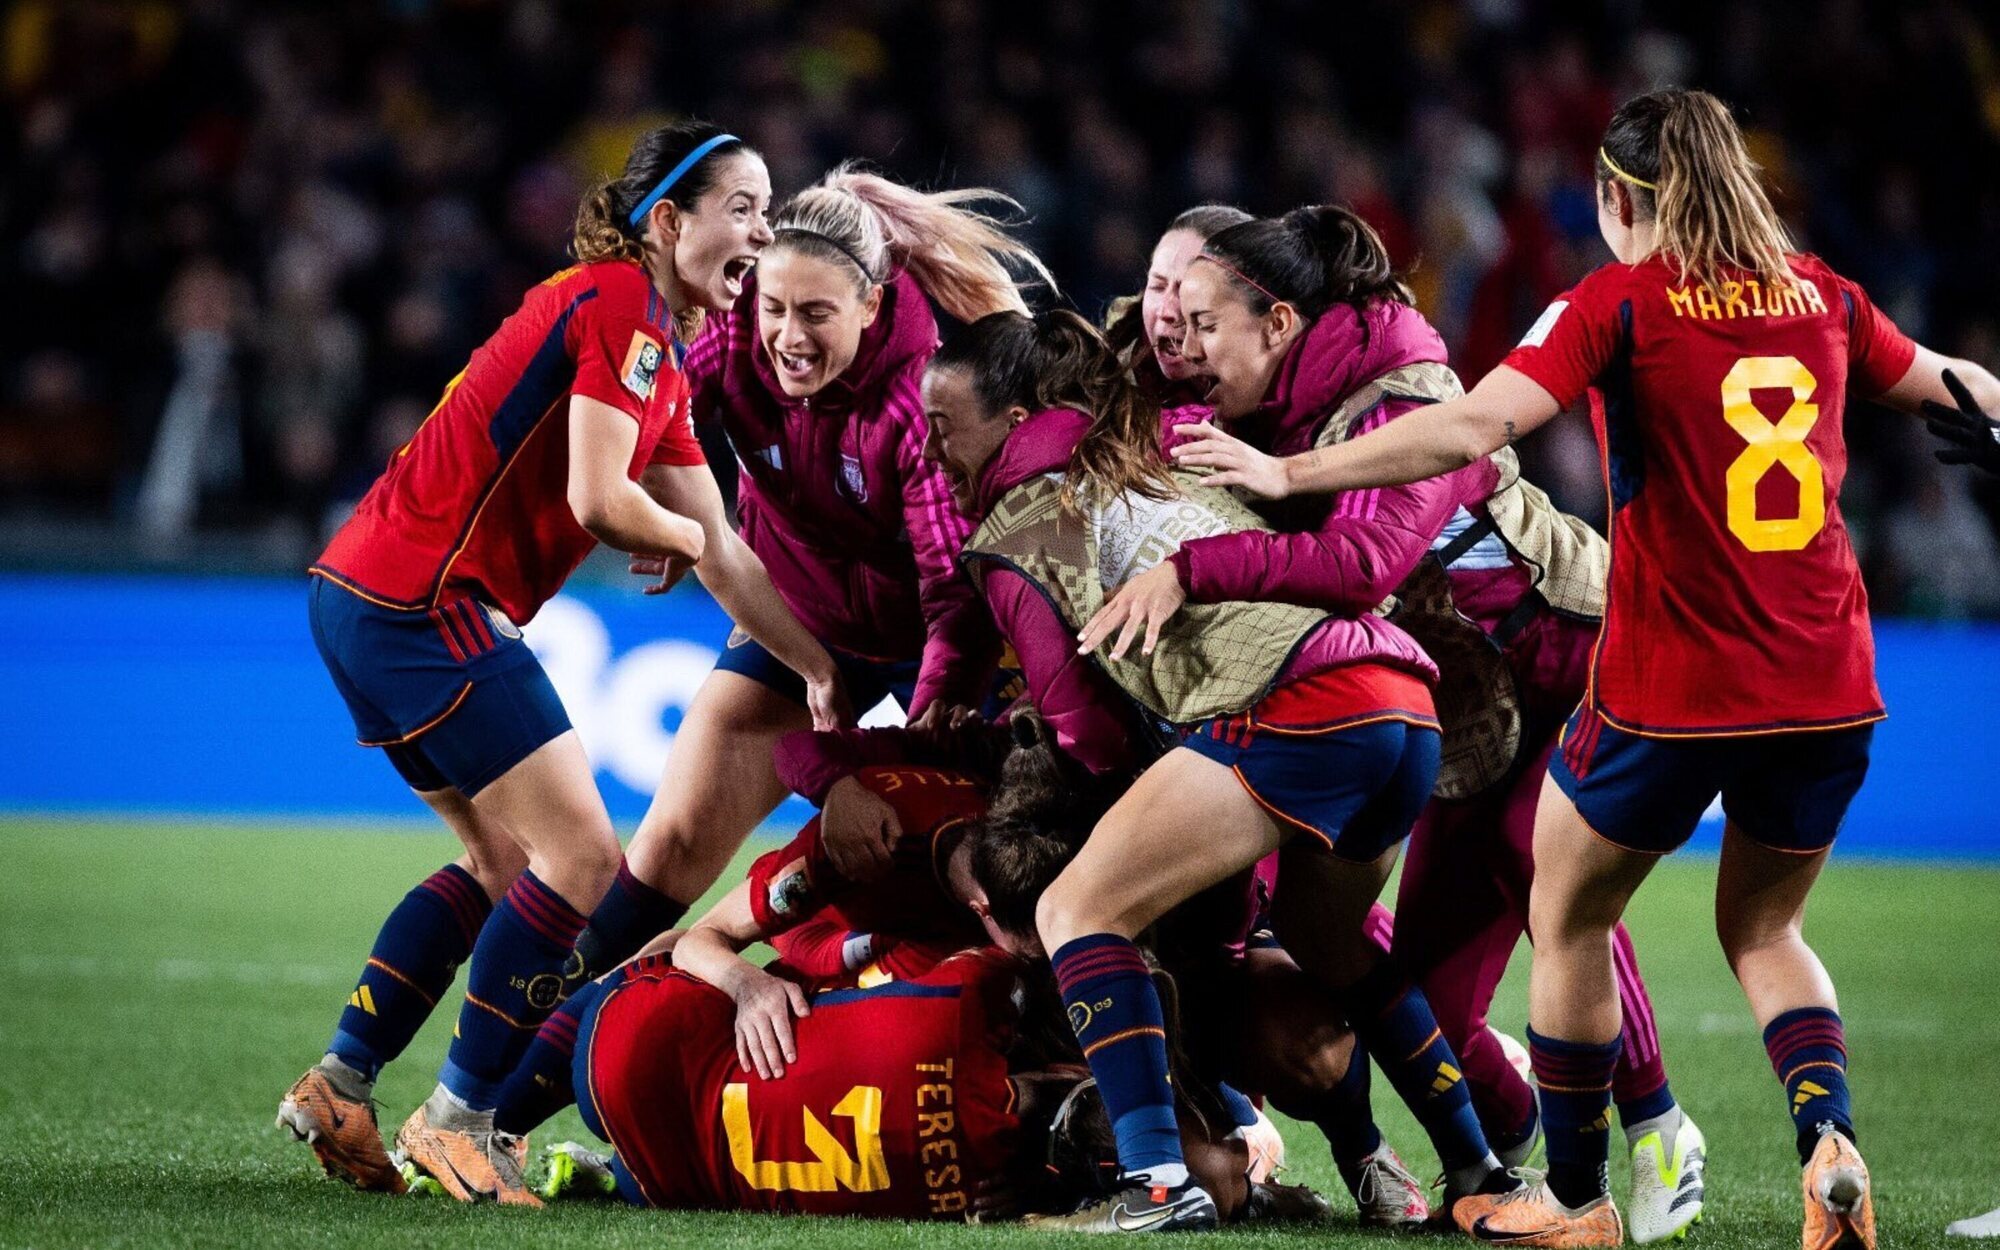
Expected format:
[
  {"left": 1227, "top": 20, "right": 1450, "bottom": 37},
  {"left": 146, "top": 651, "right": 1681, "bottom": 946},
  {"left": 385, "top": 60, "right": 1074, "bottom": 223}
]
[
  {"left": 540, "top": 1141, "right": 620, "bottom": 1202},
  {"left": 1629, "top": 1111, "right": 1706, "bottom": 1243}
]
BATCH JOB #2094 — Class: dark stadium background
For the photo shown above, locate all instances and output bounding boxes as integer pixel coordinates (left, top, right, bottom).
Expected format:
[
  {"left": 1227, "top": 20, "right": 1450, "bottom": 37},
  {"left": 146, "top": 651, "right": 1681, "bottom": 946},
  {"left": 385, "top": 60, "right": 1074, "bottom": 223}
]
[
  {"left": 4, "top": 0, "right": 1999, "bottom": 618},
  {"left": 3, "top": 7, "right": 1999, "bottom": 1247}
]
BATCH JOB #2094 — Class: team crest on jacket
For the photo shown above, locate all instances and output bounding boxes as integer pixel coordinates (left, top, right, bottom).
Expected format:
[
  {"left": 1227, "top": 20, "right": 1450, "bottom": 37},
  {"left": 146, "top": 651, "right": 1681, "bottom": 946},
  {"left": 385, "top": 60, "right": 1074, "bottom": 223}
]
[
  {"left": 839, "top": 454, "right": 867, "bottom": 501},
  {"left": 621, "top": 331, "right": 664, "bottom": 401}
]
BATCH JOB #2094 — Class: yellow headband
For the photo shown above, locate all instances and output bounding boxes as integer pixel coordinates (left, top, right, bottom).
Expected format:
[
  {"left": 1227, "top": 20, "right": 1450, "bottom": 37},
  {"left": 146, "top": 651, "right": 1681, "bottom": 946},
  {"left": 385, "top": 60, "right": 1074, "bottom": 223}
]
[{"left": 1599, "top": 148, "right": 1658, "bottom": 192}]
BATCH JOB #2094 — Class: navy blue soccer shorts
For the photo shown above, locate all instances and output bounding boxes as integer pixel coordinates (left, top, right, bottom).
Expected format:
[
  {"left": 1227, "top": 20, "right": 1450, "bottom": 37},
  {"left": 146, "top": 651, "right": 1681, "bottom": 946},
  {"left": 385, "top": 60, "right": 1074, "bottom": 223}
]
[
  {"left": 1182, "top": 715, "right": 1441, "bottom": 863},
  {"left": 714, "top": 632, "right": 1022, "bottom": 719},
  {"left": 1549, "top": 703, "right": 1874, "bottom": 855},
  {"left": 308, "top": 574, "right": 571, "bottom": 796}
]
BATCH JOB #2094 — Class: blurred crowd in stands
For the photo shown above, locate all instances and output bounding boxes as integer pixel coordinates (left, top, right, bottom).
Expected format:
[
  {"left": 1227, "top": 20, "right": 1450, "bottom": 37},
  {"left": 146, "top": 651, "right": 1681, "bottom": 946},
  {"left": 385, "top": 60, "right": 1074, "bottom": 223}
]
[{"left": 4, "top": 0, "right": 1999, "bottom": 615}]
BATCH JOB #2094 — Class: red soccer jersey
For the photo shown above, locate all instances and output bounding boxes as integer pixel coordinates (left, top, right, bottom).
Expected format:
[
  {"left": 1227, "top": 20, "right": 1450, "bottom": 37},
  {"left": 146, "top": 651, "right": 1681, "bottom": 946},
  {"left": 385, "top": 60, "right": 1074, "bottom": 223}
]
[
  {"left": 747, "top": 766, "right": 990, "bottom": 968},
  {"left": 1503, "top": 253, "right": 1915, "bottom": 735},
  {"left": 314, "top": 260, "right": 707, "bottom": 625},
  {"left": 584, "top": 950, "right": 1022, "bottom": 1219}
]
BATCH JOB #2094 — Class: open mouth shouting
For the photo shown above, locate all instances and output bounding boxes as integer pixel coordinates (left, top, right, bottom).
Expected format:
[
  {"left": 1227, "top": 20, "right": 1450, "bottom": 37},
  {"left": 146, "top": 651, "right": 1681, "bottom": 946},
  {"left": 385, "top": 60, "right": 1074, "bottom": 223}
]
[{"left": 721, "top": 255, "right": 758, "bottom": 298}]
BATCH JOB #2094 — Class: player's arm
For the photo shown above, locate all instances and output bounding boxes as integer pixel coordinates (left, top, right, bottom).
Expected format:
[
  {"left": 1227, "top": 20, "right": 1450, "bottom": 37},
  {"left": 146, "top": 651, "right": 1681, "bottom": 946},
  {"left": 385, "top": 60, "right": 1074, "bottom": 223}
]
[
  {"left": 638, "top": 463, "right": 849, "bottom": 730},
  {"left": 1171, "top": 366, "right": 1563, "bottom": 498},
  {"left": 566, "top": 396, "right": 707, "bottom": 560},
  {"left": 1877, "top": 348, "right": 2000, "bottom": 476},
  {"left": 673, "top": 881, "right": 812, "bottom": 1080}
]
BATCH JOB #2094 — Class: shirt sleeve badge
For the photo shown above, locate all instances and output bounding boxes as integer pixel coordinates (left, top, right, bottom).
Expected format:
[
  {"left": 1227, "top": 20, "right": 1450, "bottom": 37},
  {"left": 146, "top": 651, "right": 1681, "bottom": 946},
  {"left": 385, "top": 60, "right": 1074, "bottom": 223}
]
[{"left": 621, "top": 331, "right": 664, "bottom": 402}]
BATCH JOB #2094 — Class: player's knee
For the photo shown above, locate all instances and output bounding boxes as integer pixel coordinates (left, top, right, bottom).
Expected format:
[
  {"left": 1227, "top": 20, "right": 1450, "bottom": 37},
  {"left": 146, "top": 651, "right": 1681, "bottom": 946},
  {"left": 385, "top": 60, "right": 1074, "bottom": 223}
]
[
  {"left": 459, "top": 839, "right": 528, "bottom": 901},
  {"left": 625, "top": 818, "right": 729, "bottom": 900},
  {"left": 1714, "top": 904, "right": 1801, "bottom": 968},
  {"left": 1528, "top": 889, "right": 1615, "bottom": 955},
  {"left": 1034, "top": 877, "right": 1092, "bottom": 953}
]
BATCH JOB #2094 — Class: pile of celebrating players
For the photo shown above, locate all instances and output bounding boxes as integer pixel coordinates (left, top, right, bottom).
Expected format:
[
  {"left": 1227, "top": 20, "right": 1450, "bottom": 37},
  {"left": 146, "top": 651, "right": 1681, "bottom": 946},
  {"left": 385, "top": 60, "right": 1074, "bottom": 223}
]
[{"left": 274, "top": 89, "right": 2000, "bottom": 1247}]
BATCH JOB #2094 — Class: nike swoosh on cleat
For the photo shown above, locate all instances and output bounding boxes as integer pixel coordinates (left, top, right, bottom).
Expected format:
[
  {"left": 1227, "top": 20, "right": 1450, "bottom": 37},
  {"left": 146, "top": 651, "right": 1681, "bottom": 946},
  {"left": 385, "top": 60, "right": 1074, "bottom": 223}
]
[
  {"left": 436, "top": 1154, "right": 496, "bottom": 1202},
  {"left": 1112, "top": 1199, "right": 1206, "bottom": 1232},
  {"left": 1471, "top": 1216, "right": 1564, "bottom": 1244}
]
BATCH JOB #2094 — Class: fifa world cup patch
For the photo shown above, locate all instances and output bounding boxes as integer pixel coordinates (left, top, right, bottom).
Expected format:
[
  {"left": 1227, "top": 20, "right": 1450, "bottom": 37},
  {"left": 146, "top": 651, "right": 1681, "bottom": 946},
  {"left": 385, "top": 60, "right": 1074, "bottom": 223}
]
[
  {"left": 1517, "top": 300, "right": 1568, "bottom": 348},
  {"left": 766, "top": 857, "right": 813, "bottom": 917},
  {"left": 621, "top": 331, "right": 665, "bottom": 402}
]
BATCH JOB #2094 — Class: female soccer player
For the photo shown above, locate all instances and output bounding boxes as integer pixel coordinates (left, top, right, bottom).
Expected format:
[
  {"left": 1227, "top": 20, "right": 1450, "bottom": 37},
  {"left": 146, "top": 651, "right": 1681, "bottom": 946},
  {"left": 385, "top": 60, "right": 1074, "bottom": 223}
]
[
  {"left": 564, "top": 166, "right": 1053, "bottom": 985},
  {"left": 1106, "top": 205, "right": 1701, "bottom": 1240},
  {"left": 280, "top": 121, "right": 840, "bottom": 1206},
  {"left": 922, "top": 309, "right": 1515, "bottom": 1233},
  {"left": 1103, "top": 204, "right": 1253, "bottom": 405},
  {"left": 1173, "top": 89, "right": 2000, "bottom": 1247}
]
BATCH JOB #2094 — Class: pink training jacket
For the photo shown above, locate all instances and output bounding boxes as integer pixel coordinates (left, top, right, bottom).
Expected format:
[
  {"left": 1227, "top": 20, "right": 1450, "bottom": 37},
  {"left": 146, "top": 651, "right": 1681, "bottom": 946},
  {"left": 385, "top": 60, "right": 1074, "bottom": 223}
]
[
  {"left": 683, "top": 268, "right": 1000, "bottom": 714},
  {"left": 966, "top": 407, "right": 1435, "bottom": 778},
  {"left": 1163, "top": 300, "right": 1595, "bottom": 719}
]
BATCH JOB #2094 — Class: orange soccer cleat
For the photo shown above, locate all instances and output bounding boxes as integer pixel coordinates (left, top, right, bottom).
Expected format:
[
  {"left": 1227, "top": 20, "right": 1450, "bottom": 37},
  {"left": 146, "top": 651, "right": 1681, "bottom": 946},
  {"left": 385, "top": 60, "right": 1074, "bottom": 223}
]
[
  {"left": 393, "top": 1093, "right": 541, "bottom": 1207},
  {"left": 276, "top": 1063, "right": 407, "bottom": 1193},
  {"left": 1455, "top": 1178, "right": 1624, "bottom": 1247},
  {"left": 1802, "top": 1130, "right": 1875, "bottom": 1250}
]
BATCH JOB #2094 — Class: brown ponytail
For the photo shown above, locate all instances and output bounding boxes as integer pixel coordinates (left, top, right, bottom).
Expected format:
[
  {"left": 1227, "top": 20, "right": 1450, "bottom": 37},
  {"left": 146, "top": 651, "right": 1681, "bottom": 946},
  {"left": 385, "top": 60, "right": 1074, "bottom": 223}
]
[
  {"left": 1046, "top": 312, "right": 1178, "bottom": 510},
  {"left": 1599, "top": 89, "right": 1794, "bottom": 293},
  {"left": 1199, "top": 205, "right": 1412, "bottom": 320},
  {"left": 931, "top": 310, "right": 1176, "bottom": 514}
]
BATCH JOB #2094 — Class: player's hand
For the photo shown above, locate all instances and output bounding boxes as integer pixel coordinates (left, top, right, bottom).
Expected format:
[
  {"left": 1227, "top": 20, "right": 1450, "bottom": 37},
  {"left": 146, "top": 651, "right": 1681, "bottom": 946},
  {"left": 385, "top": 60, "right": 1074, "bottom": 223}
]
[
  {"left": 1169, "top": 419, "right": 1292, "bottom": 498},
  {"left": 732, "top": 969, "right": 810, "bottom": 1080},
  {"left": 805, "top": 668, "right": 852, "bottom": 732},
  {"left": 628, "top": 553, "right": 698, "bottom": 595},
  {"left": 820, "top": 775, "right": 901, "bottom": 883},
  {"left": 1922, "top": 369, "right": 2000, "bottom": 477},
  {"left": 907, "top": 701, "right": 981, "bottom": 736},
  {"left": 1077, "top": 561, "right": 1185, "bottom": 661}
]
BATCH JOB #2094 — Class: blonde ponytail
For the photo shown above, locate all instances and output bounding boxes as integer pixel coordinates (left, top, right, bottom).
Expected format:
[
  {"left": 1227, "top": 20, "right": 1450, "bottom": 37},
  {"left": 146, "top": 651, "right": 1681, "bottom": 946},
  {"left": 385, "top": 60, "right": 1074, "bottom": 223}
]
[
  {"left": 770, "top": 162, "right": 1057, "bottom": 322},
  {"left": 1601, "top": 89, "right": 1794, "bottom": 294}
]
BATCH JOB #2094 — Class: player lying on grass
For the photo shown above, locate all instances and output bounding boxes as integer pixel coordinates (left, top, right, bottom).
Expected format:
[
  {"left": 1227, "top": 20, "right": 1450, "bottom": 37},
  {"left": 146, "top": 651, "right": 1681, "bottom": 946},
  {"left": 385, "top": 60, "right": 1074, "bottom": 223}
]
[
  {"left": 523, "top": 943, "right": 1324, "bottom": 1222},
  {"left": 921, "top": 310, "right": 1523, "bottom": 1236},
  {"left": 435, "top": 719, "right": 1335, "bottom": 1223},
  {"left": 1094, "top": 200, "right": 1705, "bottom": 1243},
  {"left": 1168, "top": 88, "right": 2000, "bottom": 1248}
]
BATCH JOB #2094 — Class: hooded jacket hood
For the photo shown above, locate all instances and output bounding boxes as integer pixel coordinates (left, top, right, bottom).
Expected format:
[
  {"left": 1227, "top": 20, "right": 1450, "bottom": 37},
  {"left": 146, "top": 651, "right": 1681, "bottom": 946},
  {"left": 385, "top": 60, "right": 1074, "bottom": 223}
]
[{"left": 970, "top": 407, "right": 1090, "bottom": 519}]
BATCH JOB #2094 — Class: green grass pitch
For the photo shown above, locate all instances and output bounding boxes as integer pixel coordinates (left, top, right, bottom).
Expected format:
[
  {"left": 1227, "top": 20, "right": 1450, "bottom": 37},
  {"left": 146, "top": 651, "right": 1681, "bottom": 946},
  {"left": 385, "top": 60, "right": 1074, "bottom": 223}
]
[{"left": 0, "top": 817, "right": 1993, "bottom": 1248}]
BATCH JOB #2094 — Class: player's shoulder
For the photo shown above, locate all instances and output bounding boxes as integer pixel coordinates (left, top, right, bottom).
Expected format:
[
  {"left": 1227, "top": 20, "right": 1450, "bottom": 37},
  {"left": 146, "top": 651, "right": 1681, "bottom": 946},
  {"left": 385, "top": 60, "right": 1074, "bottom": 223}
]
[
  {"left": 1568, "top": 257, "right": 1657, "bottom": 306},
  {"left": 552, "top": 258, "right": 662, "bottom": 318},
  {"left": 1783, "top": 252, "right": 1862, "bottom": 312}
]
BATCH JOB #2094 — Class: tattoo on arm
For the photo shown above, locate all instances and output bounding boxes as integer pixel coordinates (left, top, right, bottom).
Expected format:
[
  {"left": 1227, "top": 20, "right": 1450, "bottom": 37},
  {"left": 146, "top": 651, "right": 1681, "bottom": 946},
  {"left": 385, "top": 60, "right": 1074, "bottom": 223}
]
[{"left": 1503, "top": 420, "right": 1518, "bottom": 447}]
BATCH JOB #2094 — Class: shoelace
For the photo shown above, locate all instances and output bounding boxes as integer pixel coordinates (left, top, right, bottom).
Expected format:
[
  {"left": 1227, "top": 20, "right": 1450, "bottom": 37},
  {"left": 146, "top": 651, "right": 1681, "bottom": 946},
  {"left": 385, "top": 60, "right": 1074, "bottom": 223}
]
[
  {"left": 1486, "top": 1167, "right": 1559, "bottom": 1210},
  {"left": 1363, "top": 1150, "right": 1425, "bottom": 1207},
  {"left": 491, "top": 1131, "right": 530, "bottom": 1185}
]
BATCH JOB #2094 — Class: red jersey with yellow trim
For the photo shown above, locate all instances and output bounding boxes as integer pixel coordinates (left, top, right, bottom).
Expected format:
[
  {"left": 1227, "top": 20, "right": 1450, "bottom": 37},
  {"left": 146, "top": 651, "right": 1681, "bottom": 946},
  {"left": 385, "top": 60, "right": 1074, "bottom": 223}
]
[
  {"left": 747, "top": 765, "right": 989, "bottom": 962},
  {"left": 1503, "top": 253, "right": 1915, "bottom": 735},
  {"left": 585, "top": 950, "right": 1022, "bottom": 1218},
  {"left": 314, "top": 260, "right": 706, "bottom": 625}
]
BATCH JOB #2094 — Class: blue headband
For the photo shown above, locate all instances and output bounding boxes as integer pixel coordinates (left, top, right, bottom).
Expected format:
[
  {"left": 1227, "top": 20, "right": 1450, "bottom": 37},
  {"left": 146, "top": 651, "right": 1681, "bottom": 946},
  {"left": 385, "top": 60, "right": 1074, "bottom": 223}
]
[{"left": 626, "top": 133, "right": 740, "bottom": 228}]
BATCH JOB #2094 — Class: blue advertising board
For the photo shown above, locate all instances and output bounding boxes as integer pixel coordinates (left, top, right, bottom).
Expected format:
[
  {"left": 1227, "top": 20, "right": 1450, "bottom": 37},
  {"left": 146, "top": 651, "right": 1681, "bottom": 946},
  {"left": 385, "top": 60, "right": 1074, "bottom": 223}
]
[{"left": 1, "top": 572, "right": 1995, "bottom": 857}]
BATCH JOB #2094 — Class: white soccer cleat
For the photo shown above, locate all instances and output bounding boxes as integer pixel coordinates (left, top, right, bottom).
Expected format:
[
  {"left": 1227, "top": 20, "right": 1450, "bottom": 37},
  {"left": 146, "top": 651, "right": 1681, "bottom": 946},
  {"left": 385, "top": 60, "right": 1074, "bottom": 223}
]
[
  {"left": 1237, "top": 1105, "right": 1286, "bottom": 1183},
  {"left": 1628, "top": 1110, "right": 1706, "bottom": 1243},
  {"left": 1348, "top": 1140, "right": 1428, "bottom": 1227},
  {"left": 1948, "top": 1204, "right": 2000, "bottom": 1238}
]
